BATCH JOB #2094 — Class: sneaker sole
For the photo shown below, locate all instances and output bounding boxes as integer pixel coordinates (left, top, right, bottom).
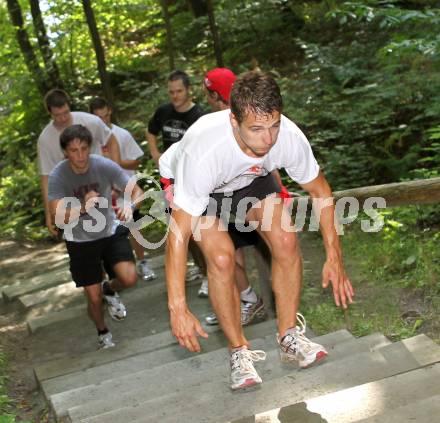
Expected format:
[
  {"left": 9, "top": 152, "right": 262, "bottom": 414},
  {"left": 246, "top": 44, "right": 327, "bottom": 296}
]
[
  {"left": 98, "top": 343, "right": 115, "bottom": 350},
  {"left": 198, "top": 292, "right": 209, "bottom": 298},
  {"left": 230, "top": 377, "right": 262, "bottom": 391},
  {"left": 279, "top": 349, "right": 328, "bottom": 367},
  {"left": 186, "top": 275, "right": 203, "bottom": 282}
]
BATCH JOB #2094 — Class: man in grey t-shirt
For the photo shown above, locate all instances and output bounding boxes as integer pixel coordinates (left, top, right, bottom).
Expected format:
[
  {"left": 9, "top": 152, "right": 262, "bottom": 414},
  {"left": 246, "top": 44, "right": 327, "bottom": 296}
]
[
  {"left": 39, "top": 89, "right": 121, "bottom": 237},
  {"left": 48, "top": 124, "right": 142, "bottom": 349}
]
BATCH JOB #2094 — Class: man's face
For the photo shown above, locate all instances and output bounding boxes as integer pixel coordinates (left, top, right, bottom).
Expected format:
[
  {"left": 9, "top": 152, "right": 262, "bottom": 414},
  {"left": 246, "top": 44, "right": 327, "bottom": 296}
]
[
  {"left": 64, "top": 138, "right": 90, "bottom": 174},
  {"left": 93, "top": 106, "right": 112, "bottom": 126},
  {"left": 168, "top": 79, "right": 190, "bottom": 111},
  {"left": 230, "top": 110, "right": 281, "bottom": 158},
  {"left": 204, "top": 86, "right": 220, "bottom": 111},
  {"left": 50, "top": 104, "right": 72, "bottom": 129}
]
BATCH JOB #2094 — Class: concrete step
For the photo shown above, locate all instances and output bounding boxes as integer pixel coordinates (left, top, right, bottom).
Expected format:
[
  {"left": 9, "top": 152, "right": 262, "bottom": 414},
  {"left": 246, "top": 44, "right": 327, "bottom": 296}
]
[
  {"left": 19, "top": 264, "right": 167, "bottom": 310},
  {"left": 18, "top": 253, "right": 165, "bottom": 311},
  {"left": 27, "top": 278, "right": 217, "bottom": 364},
  {"left": 74, "top": 334, "right": 440, "bottom": 423},
  {"left": 2, "top": 262, "right": 70, "bottom": 302},
  {"left": 244, "top": 362, "right": 440, "bottom": 423},
  {"left": 358, "top": 393, "right": 440, "bottom": 423},
  {"left": 40, "top": 319, "right": 286, "bottom": 398},
  {"left": 25, "top": 270, "right": 168, "bottom": 331},
  {"left": 27, "top": 304, "right": 86, "bottom": 333},
  {"left": 61, "top": 331, "right": 369, "bottom": 422},
  {"left": 35, "top": 318, "right": 281, "bottom": 382},
  {"left": 19, "top": 281, "right": 78, "bottom": 309}
]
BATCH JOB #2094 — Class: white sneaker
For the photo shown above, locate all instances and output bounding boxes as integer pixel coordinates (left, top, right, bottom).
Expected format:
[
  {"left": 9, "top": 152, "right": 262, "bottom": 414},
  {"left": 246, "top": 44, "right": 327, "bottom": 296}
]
[
  {"left": 98, "top": 332, "right": 115, "bottom": 349},
  {"left": 205, "top": 312, "right": 218, "bottom": 325},
  {"left": 103, "top": 291, "right": 127, "bottom": 321},
  {"left": 230, "top": 346, "right": 266, "bottom": 390},
  {"left": 278, "top": 313, "right": 328, "bottom": 368},
  {"left": 197, "top": 278, "right": 209, "bottom": 298},
  {"left": 186, "top": 265, "right": 203, "bottom": 282},
  {"left": 137, "top": 259, "right": 156, "bottom": 281}
]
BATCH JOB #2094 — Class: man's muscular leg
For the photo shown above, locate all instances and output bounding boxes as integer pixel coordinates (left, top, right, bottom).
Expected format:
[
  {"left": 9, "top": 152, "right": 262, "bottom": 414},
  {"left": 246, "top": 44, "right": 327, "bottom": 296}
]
[
  {"left": 196, "top": 216, "right": 248, "bottom": 349},
  {"left": 246, "top": 196, "right": 302, "bottom": 336}
]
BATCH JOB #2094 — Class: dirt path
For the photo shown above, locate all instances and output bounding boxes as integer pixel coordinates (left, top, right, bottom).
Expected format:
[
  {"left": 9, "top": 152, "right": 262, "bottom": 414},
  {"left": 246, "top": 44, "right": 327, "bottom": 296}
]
[{"left": 0, "top": 239, "right": 67, "bottom": 422}]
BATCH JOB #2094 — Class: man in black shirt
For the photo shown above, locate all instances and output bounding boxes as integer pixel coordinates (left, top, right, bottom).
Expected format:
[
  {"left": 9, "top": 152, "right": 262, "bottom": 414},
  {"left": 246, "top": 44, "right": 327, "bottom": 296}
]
[
  {"left": 147, "top": 70, "right": 207, "bottom": 292},
  {"left": 146, "top": 70, "right": 205, "bottom": 165}
]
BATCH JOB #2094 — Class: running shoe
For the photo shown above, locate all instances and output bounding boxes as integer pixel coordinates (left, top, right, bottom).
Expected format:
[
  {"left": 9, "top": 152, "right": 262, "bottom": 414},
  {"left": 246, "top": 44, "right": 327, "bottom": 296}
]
[
  {"left": 137, "top": 259, "right": 156, "bottom": 281},
  {"left": 205, "top": 312, "right": 218, "bottom": 325},
  {"left": 103, "top": 290, "right": 127, "bottom": 321},
  {"left": 205, "top": 296, "right": 267, "bottom": 326},
  {"left": 241, "top": 296, "right": 267, "bottom": 326},
  {"left": 98, "top": 332, "right": 115, "bottom": 349},
  {"left": 197, "top": 278, "right": 209, "bottom": 298},
  {"left": 230, "top": 346, "right": 266, "bottom": 390},
  {"left": 186, "top": 265, "right": 203, "bottom": 282},
  {"left": 278, "top": 313, "right": 328, "bottom": 368}
]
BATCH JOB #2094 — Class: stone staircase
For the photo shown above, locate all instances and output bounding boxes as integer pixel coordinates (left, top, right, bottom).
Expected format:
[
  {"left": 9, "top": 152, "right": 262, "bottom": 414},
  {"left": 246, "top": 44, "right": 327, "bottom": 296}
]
[{"left": 2, "top": 252, "right": 440, "bottom": 423}]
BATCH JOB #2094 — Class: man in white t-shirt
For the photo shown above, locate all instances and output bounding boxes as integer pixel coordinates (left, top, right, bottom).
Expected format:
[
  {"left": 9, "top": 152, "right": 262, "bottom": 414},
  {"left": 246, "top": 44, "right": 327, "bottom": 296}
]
[
  {"left": 159, "top": 71, "right": 354, "bottom": 391},
  {"left": 38, "top": 89, "right": 121, "bottom": 236},
  {"left": 90, "top": 97, "right": 156, "bottom": 281}
]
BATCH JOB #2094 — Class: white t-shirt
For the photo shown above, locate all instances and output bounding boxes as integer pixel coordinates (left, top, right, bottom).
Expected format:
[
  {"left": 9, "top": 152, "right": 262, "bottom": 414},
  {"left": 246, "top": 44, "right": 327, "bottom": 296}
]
[
  {"left": 37, "top": 111, "right": 113, "bottom": 175},
  {"left": 159, "top": 109, "right": 320, "bottom": 216},
  {"left": 111, "top": 124, "right": 144, "bottom": 177}
]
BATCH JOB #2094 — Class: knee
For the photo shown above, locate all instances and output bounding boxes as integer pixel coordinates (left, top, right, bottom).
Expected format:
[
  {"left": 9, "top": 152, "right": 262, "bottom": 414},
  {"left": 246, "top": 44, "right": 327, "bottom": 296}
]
[
  {"left": 272, "top": 233, "right": 300, "bottom": 262},
  {"left": 118, "top": 268, "right": 138, "bottom": 288},
  {"left": 209, "top": 250, "right": 235, "bottom": 276}
]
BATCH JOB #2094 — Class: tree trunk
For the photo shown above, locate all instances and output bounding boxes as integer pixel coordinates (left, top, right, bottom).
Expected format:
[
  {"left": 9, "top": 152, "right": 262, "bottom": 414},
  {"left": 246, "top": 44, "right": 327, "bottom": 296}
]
[
  {"left": 28, "top": 0, "right": 64, "bottom": 89},
  {"left": 6, "top": 0, "right": 49, "bottom": 96},
  {"left": 186, "top": 0, "right": 208, "bottom": 17},
  {"left": 81, "top": 0, "right": 114, "bottom": 106},
  {"left": 160, "top": 0, "right": 175, "bottom": 71},
  {"left": 206, "top": 0, "right": 223, "bottom": 67}
]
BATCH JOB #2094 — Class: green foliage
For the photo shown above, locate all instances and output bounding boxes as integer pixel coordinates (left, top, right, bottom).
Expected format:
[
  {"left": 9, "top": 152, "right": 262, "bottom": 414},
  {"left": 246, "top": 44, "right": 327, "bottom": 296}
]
[
  {"left": 0, "top": 351, "right": 18, "bottom": 422},
  {"left": 1, "top": 0, "right": 440, "bottom": 240}
]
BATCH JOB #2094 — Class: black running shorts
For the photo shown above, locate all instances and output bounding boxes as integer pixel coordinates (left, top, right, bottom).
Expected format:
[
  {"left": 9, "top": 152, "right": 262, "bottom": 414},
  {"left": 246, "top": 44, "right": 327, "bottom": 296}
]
[{"left": 65, "top": 225, "right": 135, "bottom": 287}]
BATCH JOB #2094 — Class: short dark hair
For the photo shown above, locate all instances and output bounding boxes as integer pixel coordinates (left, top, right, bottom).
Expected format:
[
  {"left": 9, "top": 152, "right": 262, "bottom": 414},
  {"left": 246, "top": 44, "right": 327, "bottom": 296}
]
[
  {"left": 168, "top": 70, "right": 190, "bottom": 88},
  {"left": 44, "top": 89, "right": 71, "bottom": 113},
  {"left": 230, "top": 71, "right": 283, "bottom": 123},
  {"left": 89, "top": 97, "right": 109, "bottom": 113},
  {"left": 60, "top": 125, "right": 93, "bottom": 150}
]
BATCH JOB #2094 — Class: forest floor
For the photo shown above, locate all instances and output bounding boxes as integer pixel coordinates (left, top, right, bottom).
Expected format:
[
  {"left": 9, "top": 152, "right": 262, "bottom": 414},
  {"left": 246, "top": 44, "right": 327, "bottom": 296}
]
[{"left": 0, "top": 232, "right": 438, "bottom": 422}]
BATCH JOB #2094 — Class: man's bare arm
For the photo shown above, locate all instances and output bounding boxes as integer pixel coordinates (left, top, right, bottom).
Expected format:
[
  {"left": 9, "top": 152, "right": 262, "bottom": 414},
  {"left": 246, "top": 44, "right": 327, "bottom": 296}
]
[
  {"left": 106, "top": 134, "right": 121, "bottom": 164},
  {"left": 146, "top": 131, "right": 161, "bottom": 166},
  {"left": 120, "top": 158, "right": 141, "bottom": 171},
  {"left": 166, "top": 208, "right": 208, "bottom": 352},
  {"left": 40, "top": 175, "right": 59, "bottom": 236},
  {"left": 301, "top": 172, "right": 354, "bottom": 308}
]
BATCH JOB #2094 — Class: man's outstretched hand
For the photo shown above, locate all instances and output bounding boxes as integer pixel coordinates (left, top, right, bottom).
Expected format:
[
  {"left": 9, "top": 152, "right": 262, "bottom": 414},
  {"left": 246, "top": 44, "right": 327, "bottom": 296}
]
[
  {"left": 322, "top": 258, "right": 354, "bottom": 309},
  {"left": 170, "top": 307, "right": 209, "bottom": 353}
]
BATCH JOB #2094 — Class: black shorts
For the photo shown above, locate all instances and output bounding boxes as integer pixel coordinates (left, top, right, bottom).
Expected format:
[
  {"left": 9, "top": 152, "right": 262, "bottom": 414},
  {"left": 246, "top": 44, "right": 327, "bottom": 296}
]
[
  {"left": 227, "top": 223, "right": 260, "bottom": 249},
  {"left": 160, "top": 174, "right": 280, "bottom": 249},
  {"left": 65, "top": 225, "right": 135, "bottom": 287},
  {"left": 206, "top": 173, "right": 280, "bottom": 247}
]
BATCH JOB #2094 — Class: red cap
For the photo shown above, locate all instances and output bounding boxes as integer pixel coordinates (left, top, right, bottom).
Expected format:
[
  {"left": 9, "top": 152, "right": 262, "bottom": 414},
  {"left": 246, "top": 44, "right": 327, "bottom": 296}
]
[{"left": 204, "top": 68, "right": 236, "bottom": 103}]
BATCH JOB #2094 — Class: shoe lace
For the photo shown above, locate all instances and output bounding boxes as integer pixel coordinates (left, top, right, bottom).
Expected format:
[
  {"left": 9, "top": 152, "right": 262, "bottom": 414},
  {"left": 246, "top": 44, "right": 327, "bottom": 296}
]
[
  {"left": 280, "top": 313, "right": 312, "bottom": 354},
  {"left": 231, "top": 348, "right": 266, "bottom": 373}
]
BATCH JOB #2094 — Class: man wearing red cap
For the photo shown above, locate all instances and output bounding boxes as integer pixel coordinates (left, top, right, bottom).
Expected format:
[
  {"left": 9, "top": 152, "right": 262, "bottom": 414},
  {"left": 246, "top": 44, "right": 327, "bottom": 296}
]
[{"left": 203, "top": 68, "right": 267, "bottom": 327}]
